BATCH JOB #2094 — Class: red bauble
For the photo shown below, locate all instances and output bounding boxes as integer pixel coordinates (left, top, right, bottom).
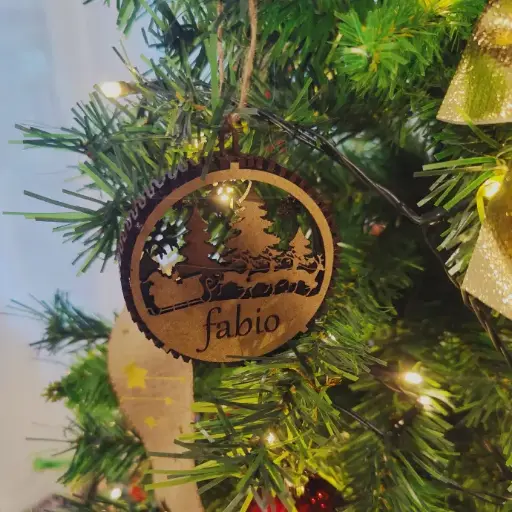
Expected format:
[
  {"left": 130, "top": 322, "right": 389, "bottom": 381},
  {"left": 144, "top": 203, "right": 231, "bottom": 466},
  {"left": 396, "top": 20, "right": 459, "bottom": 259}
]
[
  {"left": 294, "top": 477, "right": 337, "bottom": 512},
  {"left": 248, "top": 496, "right": 286, "bottom": 512},
  {"left": 249, "top": 477, "right": 340, "bottom": 512},
  {"left": 264, "top": 90, "right": 272, "bottom": 100},
  {"left": 128, "top": 484, "right": 147, "bottom": 503}
]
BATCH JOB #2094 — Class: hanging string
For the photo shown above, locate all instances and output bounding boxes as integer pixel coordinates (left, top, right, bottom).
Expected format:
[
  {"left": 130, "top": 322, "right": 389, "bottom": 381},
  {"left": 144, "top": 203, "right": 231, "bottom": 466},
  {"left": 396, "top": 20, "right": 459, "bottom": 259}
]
[
  {"left": 217, "top": 1, "right": 225, "bottom": 95},
  {"left": 217, "top": 0, "right": 256, "bottom": 151},
  {"left": 238, "top": 0, "right": 258, "bottom": 109},
  {"left": 215, "top": 0, "right": 257, "bottom": 109}
]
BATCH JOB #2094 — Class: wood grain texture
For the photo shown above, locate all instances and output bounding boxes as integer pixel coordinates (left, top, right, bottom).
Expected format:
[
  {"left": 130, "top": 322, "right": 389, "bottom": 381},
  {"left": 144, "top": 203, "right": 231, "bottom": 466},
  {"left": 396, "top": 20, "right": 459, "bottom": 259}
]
[{"left": 123, "top": 161, "right": 335, "bottom": 362}]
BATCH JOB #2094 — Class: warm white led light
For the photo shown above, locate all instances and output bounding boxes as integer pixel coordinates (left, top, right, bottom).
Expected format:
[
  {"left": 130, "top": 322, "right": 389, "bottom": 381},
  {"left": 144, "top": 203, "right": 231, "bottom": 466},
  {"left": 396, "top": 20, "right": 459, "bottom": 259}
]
[
  {"left": 403, "top": 372, "right": 423, "bottom": 385},
  {"left": 418, "top": 396, "right": 432, "bottom": 407},
  {"left": 266, "top": 432, "right": 277, "bottom": 445},
  {"left": 110, "top": 487, "right": 122, "bottom": 500},
  {"left": 482, "top": 179, "right": 502, "bottom": 199},
  {"left": 100, "top": 81, "right": 123, "bottom": 98}
]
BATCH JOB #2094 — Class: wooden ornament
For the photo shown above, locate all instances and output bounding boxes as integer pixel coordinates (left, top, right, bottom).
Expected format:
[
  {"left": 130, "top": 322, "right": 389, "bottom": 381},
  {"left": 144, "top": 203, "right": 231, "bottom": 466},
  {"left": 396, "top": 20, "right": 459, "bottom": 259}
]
[
  {"left": 119, "top": 156, "right": 335, "bottom": 362},
  {"left": 108, "top": 308, "right": 203, "bottom": 511}
]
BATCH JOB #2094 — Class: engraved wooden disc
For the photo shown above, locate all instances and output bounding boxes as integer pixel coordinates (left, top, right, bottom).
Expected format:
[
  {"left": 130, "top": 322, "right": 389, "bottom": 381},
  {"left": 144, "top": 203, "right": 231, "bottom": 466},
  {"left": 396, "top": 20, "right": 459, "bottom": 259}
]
[{"left": 119, "top": 156, "right": 335, "bottom": 362}]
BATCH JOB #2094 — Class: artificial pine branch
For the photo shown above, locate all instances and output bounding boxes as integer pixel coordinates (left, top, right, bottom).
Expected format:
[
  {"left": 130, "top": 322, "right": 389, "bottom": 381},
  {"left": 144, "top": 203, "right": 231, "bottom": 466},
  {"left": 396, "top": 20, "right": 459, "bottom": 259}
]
[
  {"left": 11, "top": 291, "right": 111, "bottom": 353},
  {"left": 61, "top": 414, "right": 146, "bottom": 485},
  {"left": 45, "top": 345, "right": 118, "bottom": 414}
]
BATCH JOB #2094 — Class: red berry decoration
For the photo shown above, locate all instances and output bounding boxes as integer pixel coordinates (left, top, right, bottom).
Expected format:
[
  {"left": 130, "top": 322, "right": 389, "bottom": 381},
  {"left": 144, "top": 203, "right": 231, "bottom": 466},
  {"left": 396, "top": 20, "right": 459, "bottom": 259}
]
[
  {"left": 248, "top": 496, "right": 286, "bottom": 512},
  {"left": 249, "top": 477, "right": 342, "bottom": 512},
  {"left": 128, "top": 484, "right": 147, "bottom": 503},
  {"left": 264, "top": 89, "right": 272, "bottom": 100},
  {"left": 369, "top": 222, "right": 387, "bottom": 237},
  {"left": 294, "top": 476, "right": 340, "bottom": 512}
]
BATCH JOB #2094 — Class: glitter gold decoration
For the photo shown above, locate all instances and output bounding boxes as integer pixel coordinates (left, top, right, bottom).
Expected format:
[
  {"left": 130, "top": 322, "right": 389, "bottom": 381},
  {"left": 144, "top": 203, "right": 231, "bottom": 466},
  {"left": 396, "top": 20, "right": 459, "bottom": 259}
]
[
  {"left": 144, "top": 416, "right": 158, "bottom": 429},
  {"left": 463, "top": 222, "right": 512, "bottom": 320},
  {"left": 123, "top": 362, "right": 148, "bottom": 389},
  {"left": 487, "top": 169, "right": 512, "bottom": 260},
  {"left": 463, "top": 169, "right": 512, "bottom": 319},
  {"left": 438, "top": 0, "right": 512, "bottom": 125}
]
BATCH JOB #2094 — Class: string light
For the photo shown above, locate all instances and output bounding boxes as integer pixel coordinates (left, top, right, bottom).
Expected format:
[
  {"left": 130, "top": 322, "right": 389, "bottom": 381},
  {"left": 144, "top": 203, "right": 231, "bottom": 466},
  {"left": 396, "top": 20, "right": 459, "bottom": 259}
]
[
  {"left": 99, "top": 81, "right": 123, "bottom": 99},
  {"left": 418, "top": 396, "right": 432, "bottom": 407},
  {"left": 110, "top": 487, "right": 122, "bottom": 500},
  {"left": 265, "top": 431, "right": 277, "bottom": 445},
  {"left": 403, "top": 371, "right": 423, "bottom": 385},
  {"left": 482, "top": 178, "right": 502, "bottom": 199},
  {"left": 216, "top": 185, "right": 235, "bottom": 204}
]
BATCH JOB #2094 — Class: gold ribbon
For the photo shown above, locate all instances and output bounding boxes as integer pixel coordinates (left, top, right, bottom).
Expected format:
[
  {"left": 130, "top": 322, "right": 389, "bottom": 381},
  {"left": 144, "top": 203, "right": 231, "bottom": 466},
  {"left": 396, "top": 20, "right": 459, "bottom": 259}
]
[
  {"left": 463, "top": 173, "right": 512, "bottom": 322},
  {"left": 476, "top": 173, "right": 506, "bottom": 221},
  {"left": 438, "top": 0, "right": 512, "bottom": 125},
  {"left": 486, "top": 169, "right": 512, "bottom": 260}
]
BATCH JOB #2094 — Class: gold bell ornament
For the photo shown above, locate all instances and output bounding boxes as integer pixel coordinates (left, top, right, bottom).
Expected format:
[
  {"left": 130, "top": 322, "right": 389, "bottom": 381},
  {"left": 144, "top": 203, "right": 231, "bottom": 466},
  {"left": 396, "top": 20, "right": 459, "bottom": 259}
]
[{"left": 463, "top": 170, "right": 512, "bottom": 319}]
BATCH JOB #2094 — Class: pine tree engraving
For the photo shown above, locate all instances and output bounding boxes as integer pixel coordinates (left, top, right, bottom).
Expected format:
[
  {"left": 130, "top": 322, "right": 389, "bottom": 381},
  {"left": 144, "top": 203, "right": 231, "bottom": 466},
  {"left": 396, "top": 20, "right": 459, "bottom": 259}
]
[
  {"left": 289, "top": 227, "right": 314, "bottom": 270},
  {"left": 224, "top": 193, "right": 281, "bottom": 270},
  {"left": 177, "top": 208, "right": 221, "bottom": 277}
]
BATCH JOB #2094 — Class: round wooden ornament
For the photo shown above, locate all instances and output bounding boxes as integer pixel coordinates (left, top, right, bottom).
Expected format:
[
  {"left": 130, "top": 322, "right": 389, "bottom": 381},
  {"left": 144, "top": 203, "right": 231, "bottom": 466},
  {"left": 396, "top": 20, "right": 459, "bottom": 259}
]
[{"left": 119, "top": 155, "right": 335, "bottom": 362}]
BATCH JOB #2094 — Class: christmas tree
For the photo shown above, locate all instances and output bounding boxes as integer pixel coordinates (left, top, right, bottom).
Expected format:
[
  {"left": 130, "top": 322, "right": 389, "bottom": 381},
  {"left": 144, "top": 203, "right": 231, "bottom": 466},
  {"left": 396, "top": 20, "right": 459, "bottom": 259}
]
[{"left": 9, "top": 0, "right": 512, "bottom": 510}]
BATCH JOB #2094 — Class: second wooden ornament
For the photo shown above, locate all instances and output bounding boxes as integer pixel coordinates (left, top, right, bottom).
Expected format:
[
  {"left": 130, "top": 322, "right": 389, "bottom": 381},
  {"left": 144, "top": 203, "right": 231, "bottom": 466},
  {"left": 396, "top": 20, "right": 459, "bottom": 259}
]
[{"left": 108, "top": 308, "right": 203, "bottom": 511}]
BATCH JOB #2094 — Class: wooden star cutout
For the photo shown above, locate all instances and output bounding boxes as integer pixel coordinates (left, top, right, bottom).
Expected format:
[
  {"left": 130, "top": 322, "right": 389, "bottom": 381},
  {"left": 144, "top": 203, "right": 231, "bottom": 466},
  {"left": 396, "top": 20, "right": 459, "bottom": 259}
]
[
  {"left": 144, "top": 416, "right": 158, "bottom": 429},
  {"left": 124, "top": 362, "right": 148, "bottom": 389}
]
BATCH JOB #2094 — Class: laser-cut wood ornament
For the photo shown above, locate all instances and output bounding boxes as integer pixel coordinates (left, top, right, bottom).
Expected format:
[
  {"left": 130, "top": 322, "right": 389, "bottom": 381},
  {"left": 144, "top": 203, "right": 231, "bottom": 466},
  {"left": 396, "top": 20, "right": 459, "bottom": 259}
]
[
  {"left": 108, "top": 308, "right": 203, "bottom": 511},
  {"left": 119, "top": 156, "right": 335, "bottom": 362}
]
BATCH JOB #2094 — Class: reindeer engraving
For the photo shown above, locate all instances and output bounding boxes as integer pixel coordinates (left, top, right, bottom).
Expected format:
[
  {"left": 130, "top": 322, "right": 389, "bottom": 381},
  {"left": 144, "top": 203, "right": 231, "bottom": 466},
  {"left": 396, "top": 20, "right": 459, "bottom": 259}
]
[
  {"left": 300, "top": 255, "right": 325, "bottom": 292},
  {"left": 140, "top": 196, "right": 328, "bottom": 316},
  {"left": 247, "top": 254, "right": 324, "bottom": 294}
]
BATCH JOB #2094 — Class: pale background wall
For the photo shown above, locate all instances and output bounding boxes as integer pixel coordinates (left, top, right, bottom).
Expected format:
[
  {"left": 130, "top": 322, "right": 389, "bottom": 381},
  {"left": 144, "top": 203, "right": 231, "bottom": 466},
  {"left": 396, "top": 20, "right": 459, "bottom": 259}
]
[{"left": 0, "top": 1, "right": 145, "bottom": 509}]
